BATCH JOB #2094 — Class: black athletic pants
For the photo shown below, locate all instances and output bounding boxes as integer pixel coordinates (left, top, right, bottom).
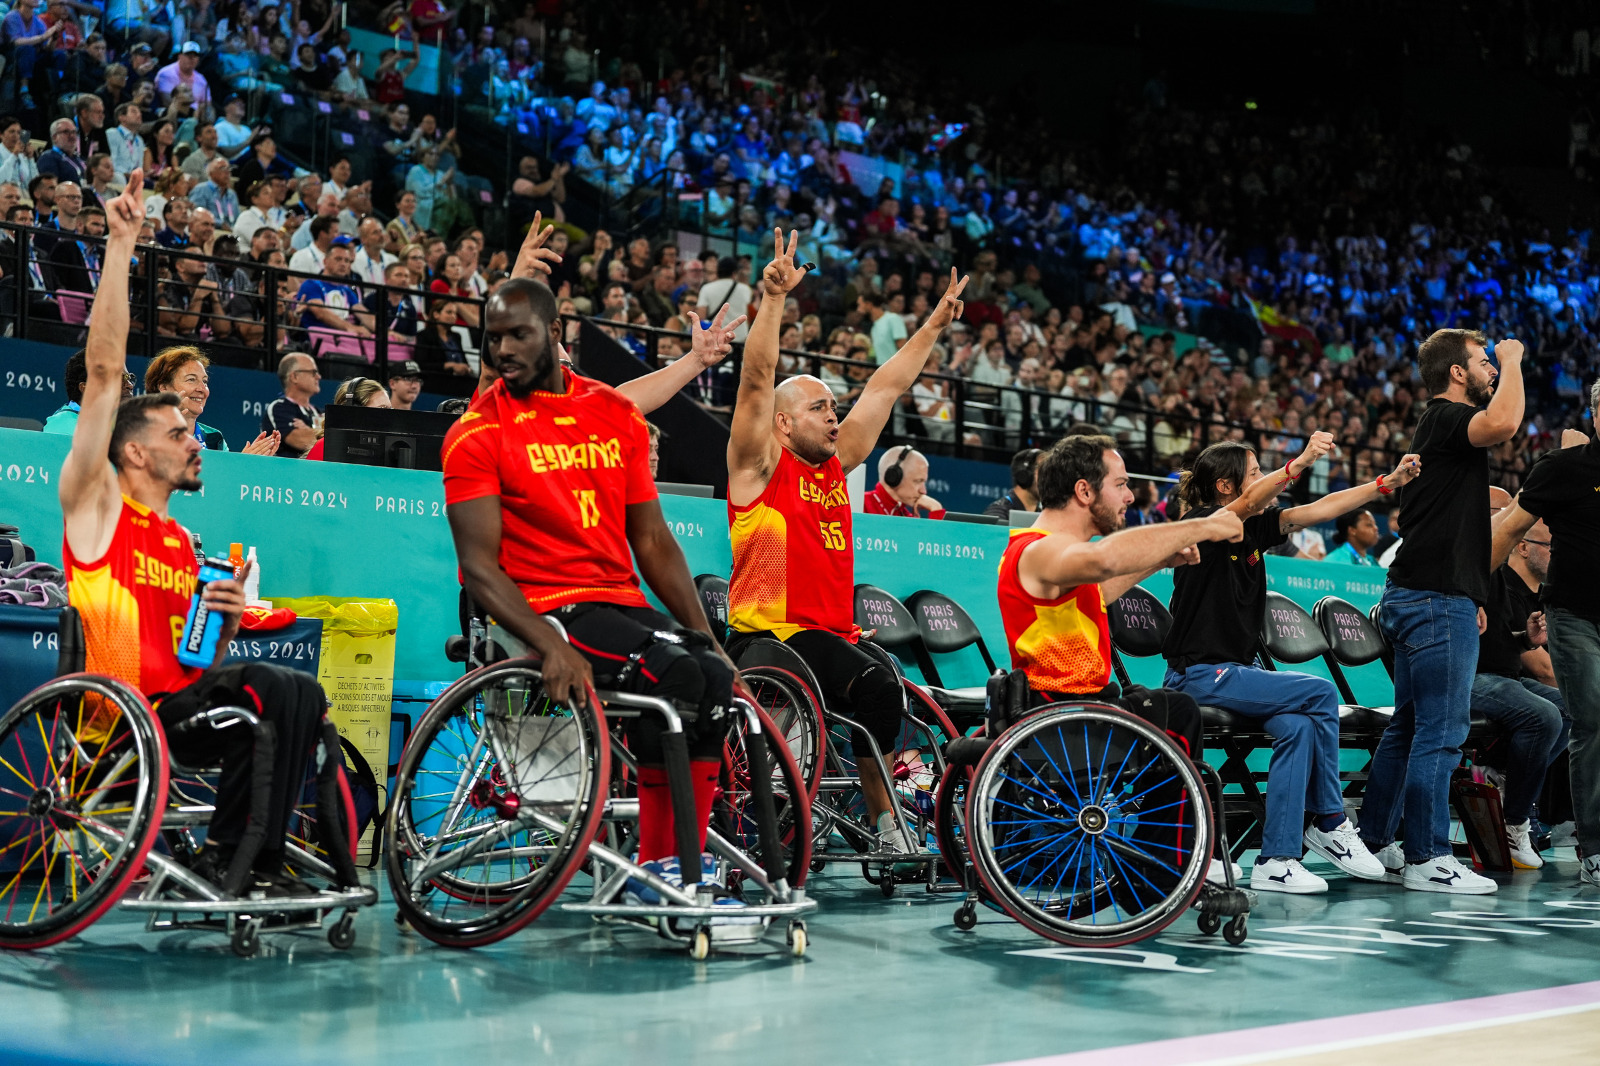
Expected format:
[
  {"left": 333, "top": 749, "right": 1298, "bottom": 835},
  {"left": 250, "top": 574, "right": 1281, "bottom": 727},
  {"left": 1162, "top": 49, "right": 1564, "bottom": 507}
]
[
  {"left": 154, "top": 662, "right": 328, "bottom": 871},
  {"left": 732, "top": 628, "right": 905, "bottom": 753},
  {"left": 554, "top": 602, "right": 734, "bottom": 762}
]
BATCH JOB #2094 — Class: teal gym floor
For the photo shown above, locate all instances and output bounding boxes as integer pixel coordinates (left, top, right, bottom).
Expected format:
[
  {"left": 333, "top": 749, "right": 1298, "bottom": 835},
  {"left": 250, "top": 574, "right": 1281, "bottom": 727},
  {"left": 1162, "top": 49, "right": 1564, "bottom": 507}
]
[{"left": 2, "top": 850, "right": 1599, "bottom": 1066}]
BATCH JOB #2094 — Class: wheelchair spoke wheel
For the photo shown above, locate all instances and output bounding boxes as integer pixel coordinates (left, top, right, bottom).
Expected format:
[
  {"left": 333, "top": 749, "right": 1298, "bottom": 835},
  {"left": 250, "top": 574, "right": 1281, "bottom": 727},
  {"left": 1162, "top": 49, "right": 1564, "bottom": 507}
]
[
  {"left": 715, "top": 701, "right": 814, "bottom": 890},
  {"left": 967, "top": 704, "right": 1210, "bottom": 948},
  {"left": 737, "top": 667, "right": 825, "bottom": 799},
  {"left": 933, "top": 762, "right": 972, "bottom": 884},
  {"left": 385, "top": 662, "right": 608, "bottom": 948},
  {"left": 0, "top": 675, "right": 168, "bottom": 949}
]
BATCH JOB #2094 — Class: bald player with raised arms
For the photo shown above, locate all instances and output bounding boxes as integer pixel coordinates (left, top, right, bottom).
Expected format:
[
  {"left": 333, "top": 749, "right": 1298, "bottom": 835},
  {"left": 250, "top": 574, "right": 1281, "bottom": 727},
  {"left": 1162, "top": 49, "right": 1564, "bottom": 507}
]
[{"left": 724, "top": 229, "right": 969, "bottom": 855}]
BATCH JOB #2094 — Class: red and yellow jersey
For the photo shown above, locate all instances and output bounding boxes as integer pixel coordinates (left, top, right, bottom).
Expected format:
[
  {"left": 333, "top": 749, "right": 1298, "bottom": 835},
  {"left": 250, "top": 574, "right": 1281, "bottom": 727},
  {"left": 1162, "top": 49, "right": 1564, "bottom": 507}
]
[
  {"left": 997, "top": 528, "right": 1111, "bottom": 694},
  {"left": 441, "top": 370, "right": 656, "bottom": 613},
  {"left": 63, "top": 495, "right": 204, "bottom": 700},
  {"left": 728, "top": 447, "right": 859, "bottom": 642}
]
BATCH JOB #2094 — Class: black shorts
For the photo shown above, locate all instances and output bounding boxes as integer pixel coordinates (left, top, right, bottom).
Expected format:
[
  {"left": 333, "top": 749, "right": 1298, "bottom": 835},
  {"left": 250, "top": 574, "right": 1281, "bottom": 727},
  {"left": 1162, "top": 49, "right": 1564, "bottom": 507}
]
[
  {"left": 729, "top": 628, "right": 905, "bottom": 752},
  {"left": 554, "top": 601, "right": 734, "bottom": 762}
]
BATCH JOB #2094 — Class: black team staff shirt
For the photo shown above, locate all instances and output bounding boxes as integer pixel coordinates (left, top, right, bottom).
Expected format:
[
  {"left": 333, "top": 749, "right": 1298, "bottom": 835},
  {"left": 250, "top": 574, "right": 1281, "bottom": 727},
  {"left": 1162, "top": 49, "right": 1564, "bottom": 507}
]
[
  {"left": 1475, "top": 566, "right": 1541, "bottom": 679},
  {"left": 1516, "top": 436, "right": 1600, "bottom": 623},
  {"left": 1163, "top": 504, "right": 1287, "bottom": 671},
  {"left": 1387, "top": 398, "right": 1492, "bottom": 605}
]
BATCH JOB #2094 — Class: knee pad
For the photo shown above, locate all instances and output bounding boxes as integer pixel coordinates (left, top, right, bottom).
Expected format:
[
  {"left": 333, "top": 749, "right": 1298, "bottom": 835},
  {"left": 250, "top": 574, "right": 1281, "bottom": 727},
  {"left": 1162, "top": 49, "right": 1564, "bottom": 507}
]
[{"left": 845, "top": 662, "right": 903, "bottom": 750}]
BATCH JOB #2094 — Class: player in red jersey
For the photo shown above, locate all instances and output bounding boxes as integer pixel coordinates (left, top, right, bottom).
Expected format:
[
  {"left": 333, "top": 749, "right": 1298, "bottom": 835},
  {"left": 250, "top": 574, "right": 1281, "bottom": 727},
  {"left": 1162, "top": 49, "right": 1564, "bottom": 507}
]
[
  {"left": 724, "top": 229, "right": 968, "bottom": 854},
  {"left": 59, "top": 170, "right": 330, "bottom": 892},
  {"left": 442, "top": 275, "right": 749, "bottom": 913}
]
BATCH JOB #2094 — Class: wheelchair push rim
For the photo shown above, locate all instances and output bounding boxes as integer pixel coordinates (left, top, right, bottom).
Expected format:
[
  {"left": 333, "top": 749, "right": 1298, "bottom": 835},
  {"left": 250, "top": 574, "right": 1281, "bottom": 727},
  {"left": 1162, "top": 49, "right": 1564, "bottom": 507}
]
[
  {"left": 716, "top": 695, "right": 815, "bottom": 891},
  {"left": 0, "top": 674, "right": 169, "bottom": 949},
  {"left": 736, "top": 666, "right": 826, "bottom": 801},
  {"left": 966, "top": 703, "right": 1211, "bottom": 948},
  {"left": 385, "top": 659, "right": 610, "bottom": 948}
]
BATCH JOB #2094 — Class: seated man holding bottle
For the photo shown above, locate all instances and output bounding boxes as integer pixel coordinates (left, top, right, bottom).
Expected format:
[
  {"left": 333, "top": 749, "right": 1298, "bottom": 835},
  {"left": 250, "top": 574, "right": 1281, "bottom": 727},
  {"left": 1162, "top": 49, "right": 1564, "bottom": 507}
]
[{"left": 57, "top": 170, "right": 329, "bottom": 893}]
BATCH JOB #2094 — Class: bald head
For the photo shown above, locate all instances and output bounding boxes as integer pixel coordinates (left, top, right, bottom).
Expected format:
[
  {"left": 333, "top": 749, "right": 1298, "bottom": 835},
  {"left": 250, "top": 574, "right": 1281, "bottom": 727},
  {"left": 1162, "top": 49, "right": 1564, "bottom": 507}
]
[
  {"left": 1489, "top": 485, "right": 1513, "bottom": 515},
  {"left": 774, "top": 374, "right": 829, "bottom": 414},
  {"left": 771, "top": 374, "right": 839, "bottom": 465}
]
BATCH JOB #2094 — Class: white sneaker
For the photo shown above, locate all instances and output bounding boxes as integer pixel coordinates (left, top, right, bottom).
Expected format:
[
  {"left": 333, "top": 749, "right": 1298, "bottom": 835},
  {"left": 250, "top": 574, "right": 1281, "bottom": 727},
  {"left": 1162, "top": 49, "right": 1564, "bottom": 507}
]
[
  {"left": 1402, "top": 854, "right": 1498, "bottom": 895},
  {"left": 1581, "top": 855, "right": 1600, "bottom": 888},
  {"left": 1207, "top": 857, "right": 1243, "bottom": 885},
  {"left": 1304, "top": 819, "right": 1387, "bottom": 881},
  {"left": 1251, "top": 857, "right": 1328, "bottom": 894},
  {"left": 1506, "top": 821, "right": 1544, "bottom": 870},
  {"left": 1371, "top": 842, "right": 1406, "bottom": 884}
]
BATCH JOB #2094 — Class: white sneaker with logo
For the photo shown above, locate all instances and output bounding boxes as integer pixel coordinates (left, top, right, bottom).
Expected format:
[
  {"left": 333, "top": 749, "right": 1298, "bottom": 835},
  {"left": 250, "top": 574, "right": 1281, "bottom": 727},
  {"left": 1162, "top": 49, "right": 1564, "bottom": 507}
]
[
  {"left": 1581, "top": 855, "right": 1600, "bottom": 888},
  {"left": 1506, "top": 821, "right": 1544, "bottom": 870},
  {"left": 1402, "top": 854, "right": 1498, "bottom": 894},
  {"left": 1207, "top": 857, "right": 1243, "bottom": 885},
  {"left": 1304, "top": 819, "right": 1387, "bottom": 880},
  {"left": 1250, "top": 857, "right": 1328, "bottom": 894},
  {"left": 1371, "top": 842, "right": 1406, "bottom": 884}
]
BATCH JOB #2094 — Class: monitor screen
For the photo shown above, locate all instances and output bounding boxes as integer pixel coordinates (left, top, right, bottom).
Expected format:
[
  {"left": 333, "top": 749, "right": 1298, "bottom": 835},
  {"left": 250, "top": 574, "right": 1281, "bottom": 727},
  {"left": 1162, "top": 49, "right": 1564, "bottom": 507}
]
[{"left": 323, "top": 405, "right": 459, "bottom": 471}]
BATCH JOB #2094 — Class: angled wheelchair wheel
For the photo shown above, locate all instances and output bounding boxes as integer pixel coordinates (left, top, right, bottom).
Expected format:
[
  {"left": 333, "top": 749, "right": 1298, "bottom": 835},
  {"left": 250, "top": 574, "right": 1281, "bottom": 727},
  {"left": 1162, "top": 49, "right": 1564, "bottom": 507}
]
[
  {"left": 737, "top": 667, "right": 825, "bottom": 799},
  {"left": 385, "top": 661, "right": 609, "bottom": 948},
  {"left": 0, "top": 675, "right": 169, "bottom": 950},
  {"left": 966, "top": 704, "right": 1211, "bottom": 948},
  {"left": 716, "top": 701, "right": 814, "bottom": 889}
]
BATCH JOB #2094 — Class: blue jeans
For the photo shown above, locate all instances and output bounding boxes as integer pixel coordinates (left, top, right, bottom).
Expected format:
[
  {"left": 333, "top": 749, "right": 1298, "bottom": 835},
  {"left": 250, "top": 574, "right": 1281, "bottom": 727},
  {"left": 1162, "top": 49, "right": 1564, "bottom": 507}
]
[
  {"left": 1165, "top": 662, "right": 1343, "bottom": 859},
  {"left": 1470, "top": 673, "right": 1569, "bottom": 825},
  {"left": 1545, "top": 608, "right": 1600, "bottom": 856},
  {"left": 1362, "top": 583, "right": 1479, "bottom": 864}
]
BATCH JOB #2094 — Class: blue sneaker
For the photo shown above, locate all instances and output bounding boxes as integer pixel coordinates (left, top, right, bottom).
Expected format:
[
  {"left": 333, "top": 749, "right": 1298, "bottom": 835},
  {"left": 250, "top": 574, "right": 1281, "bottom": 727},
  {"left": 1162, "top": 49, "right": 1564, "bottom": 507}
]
[{"left": 624, "top": 857, "right": 683, "bottom": 906}]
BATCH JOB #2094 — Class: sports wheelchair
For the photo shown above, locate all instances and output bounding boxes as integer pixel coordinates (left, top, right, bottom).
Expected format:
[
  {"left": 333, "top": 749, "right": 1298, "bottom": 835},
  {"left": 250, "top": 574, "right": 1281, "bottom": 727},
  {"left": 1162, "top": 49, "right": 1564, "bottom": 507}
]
[
  {"left": 383, "top": 615, "right": 816, "bottom": 961},
  {"left": 933, "top": 671, "right": 1253, "bottom": 947},
  {"left": 0, "top": 612, "right": 375, "bottom": 957}
]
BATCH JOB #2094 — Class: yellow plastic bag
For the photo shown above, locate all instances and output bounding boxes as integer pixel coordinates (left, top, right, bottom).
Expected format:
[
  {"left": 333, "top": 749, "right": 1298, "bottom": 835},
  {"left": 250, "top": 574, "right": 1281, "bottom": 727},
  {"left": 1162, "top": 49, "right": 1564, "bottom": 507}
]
[{"left": 272, "top": 596, "right": 398, "bottom": 636}]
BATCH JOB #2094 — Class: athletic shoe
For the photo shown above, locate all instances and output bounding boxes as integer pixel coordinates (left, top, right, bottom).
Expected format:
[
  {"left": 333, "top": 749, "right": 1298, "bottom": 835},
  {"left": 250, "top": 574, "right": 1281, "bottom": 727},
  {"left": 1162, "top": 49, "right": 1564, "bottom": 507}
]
[
  {"left": 875, "top": 823, "right": 921, "bottom": 856},
  {"left": 1206, "top": 857, "right": 1243, "bottom": 885},
  {"left": 1402, "top": 854, "right": 1498, "bottom": 894},
  {"left": 1250, "top": 857, "right": 1328, "bottom": 894},
  {"left": 1580, "top": 855, "right": 1600, "bottom": 888},
  {"left": 624, "top": 857, "right": 684, "bottom": 906},
  {"left": 1304, "top": 819, "right": 1387, "bottom": 881},
  {"left": 1551, "top": 821, "right": 1578, "bottom": 848},
  {"left": 1506, "top": 821, "right": 1544, "bottom": 870},
  {"left": 1370, "top": 841, "right": 1406, "bottom": 884}
]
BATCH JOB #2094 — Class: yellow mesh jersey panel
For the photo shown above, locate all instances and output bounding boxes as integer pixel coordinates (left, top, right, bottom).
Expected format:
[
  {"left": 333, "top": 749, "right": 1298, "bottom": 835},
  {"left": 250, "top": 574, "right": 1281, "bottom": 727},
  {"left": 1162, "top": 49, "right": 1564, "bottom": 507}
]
[{"left": 728, "top": 503, "right": 801, "bottom": 640}]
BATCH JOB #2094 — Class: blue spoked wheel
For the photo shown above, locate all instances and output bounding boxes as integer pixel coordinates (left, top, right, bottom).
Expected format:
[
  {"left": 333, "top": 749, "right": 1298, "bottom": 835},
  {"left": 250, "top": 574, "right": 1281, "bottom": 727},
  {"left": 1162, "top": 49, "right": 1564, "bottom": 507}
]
[{"left": 966, "top": 703, "right": 1211, "bottom": 947}]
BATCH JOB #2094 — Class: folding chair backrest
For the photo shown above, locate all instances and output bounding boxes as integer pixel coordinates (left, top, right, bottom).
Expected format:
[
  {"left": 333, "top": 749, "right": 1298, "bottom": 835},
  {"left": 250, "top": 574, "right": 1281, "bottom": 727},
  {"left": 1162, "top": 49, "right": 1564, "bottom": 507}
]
[
  {"left": 905, "top": 589, "right": 997, "bottom": 686},
  {"left": 1368, "top": 602, "right": 1394, "bottom": 678},
  {"left": 1313, "top": 597, "right": 1386, "bottom": 667},
  {"left": 1260, "top": 591, "right": 1333, "bottom": 665},
  {"left": 1105, "top": 584, "right": 1172, "bottom": 659},
  {"left": 854, "top": 584, "right": 923, "bottom": 659},
  {"left": 693, "top": 573, "right": 729, "bottom": 640}
]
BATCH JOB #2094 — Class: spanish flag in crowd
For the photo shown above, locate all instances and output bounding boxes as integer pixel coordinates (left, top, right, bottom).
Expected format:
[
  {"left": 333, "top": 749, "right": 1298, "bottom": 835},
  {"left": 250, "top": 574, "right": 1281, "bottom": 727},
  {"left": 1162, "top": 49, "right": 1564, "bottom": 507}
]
[{"left": 1245, "top": 295, "right": 1323, "bottom": 362}]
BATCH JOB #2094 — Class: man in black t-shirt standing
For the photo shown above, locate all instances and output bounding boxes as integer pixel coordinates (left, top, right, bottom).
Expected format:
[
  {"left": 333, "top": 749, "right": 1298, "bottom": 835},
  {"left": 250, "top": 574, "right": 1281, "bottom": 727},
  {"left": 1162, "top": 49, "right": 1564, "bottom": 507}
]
[
  {"left": 1493, "top": 399, "right": 1600, "bottom": 890},
  {"left": 1471, "top": 516, "right": 1567, "bottom": 870},
  {"left": 1361, "top": 330, "right": 1525, "bottom": 895}
]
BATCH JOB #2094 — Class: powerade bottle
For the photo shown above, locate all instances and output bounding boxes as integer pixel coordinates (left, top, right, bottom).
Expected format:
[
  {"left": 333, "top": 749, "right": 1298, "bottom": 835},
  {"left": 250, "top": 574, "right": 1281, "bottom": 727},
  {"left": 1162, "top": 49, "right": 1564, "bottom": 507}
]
[{"left": 177, "top": 558, "right": 235, "bottom": 669}]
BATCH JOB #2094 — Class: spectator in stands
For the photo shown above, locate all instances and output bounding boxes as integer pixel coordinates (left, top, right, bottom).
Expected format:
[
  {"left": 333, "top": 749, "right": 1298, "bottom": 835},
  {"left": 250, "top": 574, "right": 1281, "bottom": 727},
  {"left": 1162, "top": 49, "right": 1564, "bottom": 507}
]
[
  {"left": 385, "top": 189, "right": 422, "bottom": 252},
  {"left": 39, "top": 179, "right": 84, "bottom": 250},
  {"left": 232, "top": 179, "right": 277, "bottom": 242},
  {"left": 0, "top": 116, "right": 39, "bottom": 189},
  {"left": 105, "top": 0, "right": 170, "bottom": 55},
  {"left": 2, "top": 0, "right": 62, "bottom": 111},
  {"left": 84, "top": 152, "right": 120, "bottom": 208},
  {"left": 1362, "top": 332, "right": 1526, "bottom": 895},
  {"left": 158, "top": 248, "right": 231, "bottom": 337},
  {"left": 155, "top": 41, "right": 211, "bottom": 109},
  {"left": 143, "top": 119, "right": 178, "bottom": 178},
  {"left": 105, "top": 103, "right": 145, "bottom": 182},
  {"left": 984, "top": 447, "right": 1042, "bottom": 519},
  {"left": 289, "top": 213, "right": 340, "bottom": 274},
  {"left": 155, "top": 196, "right": 191, "bottom": 248},
  {"left": 1325, "top": 509, "right": 1380, "bottom": 566},
  {"left": 1470, "top": 515, "right": 1568, "bottom": 870},
  {"left": 44, "top": 348, "right": 134, "bottom": 433},
  {"left": 864, "top": 446, "right": 945, "bottom": 518},
  {"left": 145, "top": 346, "right": 278, "bottom": 453},
  {"left": 404, "top": 145, "right": 452, "bottom": 232},
  {"left": 296, "top": 236, "right": 372, "bottom": 336},
  {"left": 414, "top": 293, "right": 470, "bottom": 377},
  {"left": 859, "top": 290, "right": 906, "bottom": 365},
  {"left": 364, "top": 260, "right": 421, "bottom": 339},
  {"left": 351, "top": 216, "right": 395, "bottom": 285},
  {"left": 386, "top": 359, "right": 423, "bottom": 410},
  {"left": 44, "top": 203, "right": 103, "bottom": 292},
  {"left": 697, "top": 256, "right": 752, "bottom": 342},
  {"left": 188, "top": 155, "right": 238, "bottom": 226},
  {"left": 304, "top": 375, "right": 391, "bottom": 460},
  {"left": 187, "top": 206, "right": 216, "bottom": 255},
  {"left": 180, "top": 122, "right": 224, "bottom": 180},
  {"left": 264, "top": 352, "right": 322, "bottom": 457},
  {"left": 213, "top": 95, "right": 251, "bottom": 151},
  {"left": 36, "top": 117, "right": 86, "bottom": 183},
  {"left": 429, "top": 252, "right": 479, "bottom": 327}
]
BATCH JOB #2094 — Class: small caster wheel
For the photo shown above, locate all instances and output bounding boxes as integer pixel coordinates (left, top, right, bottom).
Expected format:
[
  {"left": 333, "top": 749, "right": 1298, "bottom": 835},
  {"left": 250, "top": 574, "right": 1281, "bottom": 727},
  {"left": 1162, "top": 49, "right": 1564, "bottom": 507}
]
[
  {"left": 393, "top": 910, "right": 409, "bottom": 929},
  {"left": 953, "top": 903, "right": 977, "bottom": 931},
  {"left": 880, "top": 876, "right": 896, "bottom": 899},
  {"left": 689, "top": 926, "right": 711, "bottom": 961},
  {"left": 787, "top": 921, "right": 807, "bottom": 958},
  {"left": 1223, "top": 914, "right": 1248, "bottom": 946},
  {"left": 810, "top": 857, "right": 827, "bottom": 874},
  {"left": 230, "top": 924, "right": 260, "bottom": 958},
  {"left": 1196, "top": 911, "right": 1221, "bottom": 936},
  {"left": 328, "top": 915, "right": 357, "bottom": 950}
]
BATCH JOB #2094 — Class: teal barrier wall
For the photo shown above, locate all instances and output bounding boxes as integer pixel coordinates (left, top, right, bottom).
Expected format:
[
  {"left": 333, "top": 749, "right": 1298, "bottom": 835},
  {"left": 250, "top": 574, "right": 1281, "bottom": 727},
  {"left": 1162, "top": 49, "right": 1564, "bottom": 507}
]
[{"left": 0, "top": 427, "right": 1394, "bottom": 705}]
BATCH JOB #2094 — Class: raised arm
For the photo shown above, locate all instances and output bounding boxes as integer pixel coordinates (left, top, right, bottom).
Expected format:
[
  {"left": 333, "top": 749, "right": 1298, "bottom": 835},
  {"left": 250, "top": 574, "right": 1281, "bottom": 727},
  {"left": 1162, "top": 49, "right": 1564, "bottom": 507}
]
[
  {"left": 726, "top": 229, "right": 801, "bottom": 487},
  {"left": 836, "top": 268, "right": 967, "bottom": 471},
  {"left": 615, "top": 305, "right": 745, "bottom": 414},
  {"left": 1280, "top": 452, "right": 1421, "bottom": 533},
  {"left": 447, "top": 495, "right": 596, "bottom": 707},
  {"left": 1226, "top": 431, "right": 1335, "bottom": 518},
  {"left": 1490, "top": 498, "right": 1539, "bottom": 571},
  {"left": 1019, "top": 510, "right": 1245, "bottom": 601},
  {"left": 60, "top": 170, "right": 145, "bottom": 563},
  {"left": 1468, "top": 339, "right": 1525, "bottom": 446}
]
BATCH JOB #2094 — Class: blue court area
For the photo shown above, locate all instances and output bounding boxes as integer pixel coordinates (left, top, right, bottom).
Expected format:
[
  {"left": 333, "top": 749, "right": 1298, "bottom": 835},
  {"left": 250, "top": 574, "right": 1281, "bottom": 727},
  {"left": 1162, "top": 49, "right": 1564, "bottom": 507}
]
[{"left": 3, "top": 855, "right": 1598, "bottom": 1066}]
